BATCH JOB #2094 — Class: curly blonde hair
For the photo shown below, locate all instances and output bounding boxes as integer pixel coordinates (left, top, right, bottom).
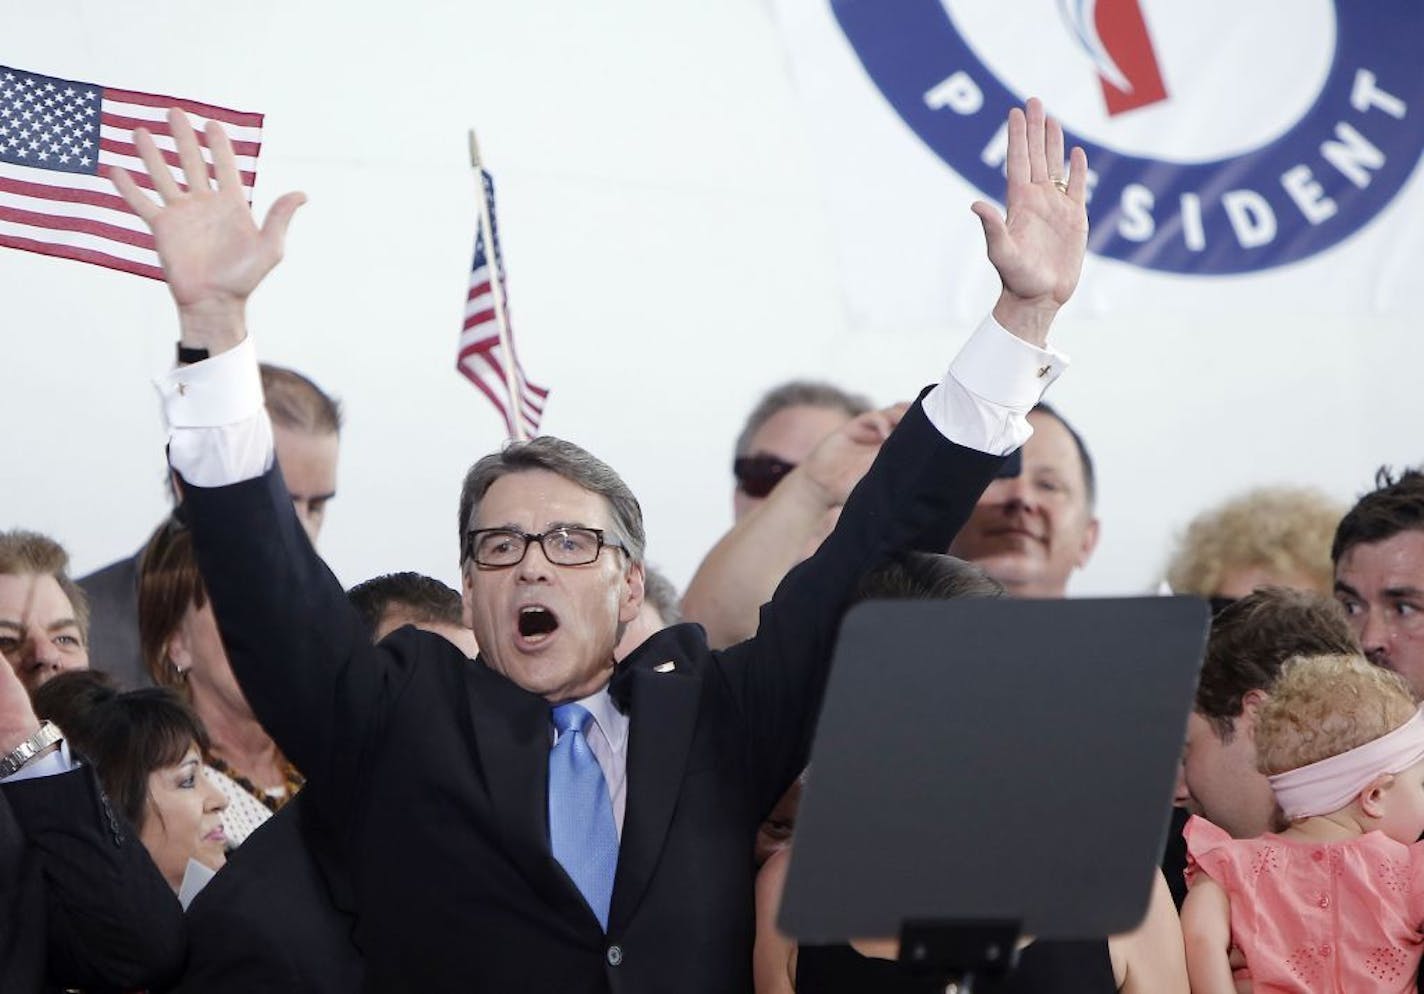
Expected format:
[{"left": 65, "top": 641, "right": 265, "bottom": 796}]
[
  {"left": 1166, "top": 487, "right": 1343, "bottom": 597},
  {"left": 1256, "top": 654, "right": 1417, "bottom": 775}
]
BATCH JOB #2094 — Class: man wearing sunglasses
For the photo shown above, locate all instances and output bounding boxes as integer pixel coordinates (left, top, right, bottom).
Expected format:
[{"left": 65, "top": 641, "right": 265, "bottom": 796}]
[
  {"left": 114, "top": 98, "right": 1087, "bottom": 992},
  {"left": 731, "top": 382, "right": 872, "bottom": 522},
  {"left": 685, "top": 397, "right": 1096, "bottom": 650}
]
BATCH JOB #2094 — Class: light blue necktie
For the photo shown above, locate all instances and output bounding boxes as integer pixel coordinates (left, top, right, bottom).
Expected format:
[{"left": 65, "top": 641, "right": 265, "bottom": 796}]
[{"left": 548, "top": 703, "right": 618, "bottom": 930}]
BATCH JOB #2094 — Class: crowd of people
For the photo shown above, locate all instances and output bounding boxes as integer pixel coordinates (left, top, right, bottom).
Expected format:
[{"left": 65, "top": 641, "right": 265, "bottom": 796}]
[{"left": 2, "top": 96, "right": 1423, "bottom": 994}]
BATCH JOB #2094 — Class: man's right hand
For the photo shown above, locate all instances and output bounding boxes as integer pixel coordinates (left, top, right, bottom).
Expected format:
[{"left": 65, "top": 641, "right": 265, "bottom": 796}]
[
  {"left": 801, "top": 403, "right": 909, "bottom": 509},
  {"left": 110, "top": 108, "right": 306, "bottom": 355},
  {"left": 0, "top": 655, "right": 41, "bottom": 757}
]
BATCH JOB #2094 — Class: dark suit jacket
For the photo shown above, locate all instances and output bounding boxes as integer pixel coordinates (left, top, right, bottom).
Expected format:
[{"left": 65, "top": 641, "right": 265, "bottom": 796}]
[
  {"left": 0, "top": 764, "right": 185, "bottom": 992},
  {"left": 78, "top": 551, "right": 154, "bottom": 691},
  {"left": 1159, "top": 805, "right": 1189, "bottom": 910},
  {"left": 172, "top": 793, "right": 362, "bottom": 993},
  {"left": 181, "top": 401, "right": 1001, "bottom": 993}
]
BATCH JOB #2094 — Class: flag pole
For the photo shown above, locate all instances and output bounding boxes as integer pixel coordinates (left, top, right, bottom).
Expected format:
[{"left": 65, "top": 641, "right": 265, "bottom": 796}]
[{"left": 468, "top": 129, "right": 528, "bottom": 442}]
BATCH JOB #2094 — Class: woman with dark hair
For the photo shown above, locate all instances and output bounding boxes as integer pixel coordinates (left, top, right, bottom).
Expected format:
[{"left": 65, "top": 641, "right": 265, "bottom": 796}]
[
  {"left": 34, "top": 670, "right": 228, "bottom": 892},
  {"left": 137, "top": 516, "right": 301, "bottom": 846}
]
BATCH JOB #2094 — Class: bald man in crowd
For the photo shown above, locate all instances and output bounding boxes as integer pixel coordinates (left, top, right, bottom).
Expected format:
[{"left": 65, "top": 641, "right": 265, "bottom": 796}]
[{"left": 80, "top": 362, "right": 342, "bottom": 688}]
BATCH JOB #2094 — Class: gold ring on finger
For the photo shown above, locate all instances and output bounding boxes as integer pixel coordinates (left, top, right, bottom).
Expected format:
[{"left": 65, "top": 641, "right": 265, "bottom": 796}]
[{"left": 1051, "top": 176, "right": 1069, "bottom": 194}]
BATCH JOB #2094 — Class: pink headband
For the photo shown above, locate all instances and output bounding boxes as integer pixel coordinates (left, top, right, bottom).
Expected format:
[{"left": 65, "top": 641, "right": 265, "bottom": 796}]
[{"left": 1268, "top": 709, "right": 1424, "bottom": 820}]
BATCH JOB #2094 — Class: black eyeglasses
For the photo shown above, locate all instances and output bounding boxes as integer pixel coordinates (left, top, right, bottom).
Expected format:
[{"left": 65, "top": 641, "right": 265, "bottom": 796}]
[
  {"left": 464, "top": 527, "right": 627, "bottom": 568},
  {"left": 733, "top": 455, "right": 796, "bottom": 499}
]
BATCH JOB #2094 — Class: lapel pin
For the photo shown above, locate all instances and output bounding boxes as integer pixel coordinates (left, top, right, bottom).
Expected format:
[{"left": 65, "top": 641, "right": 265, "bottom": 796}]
[{"left": 653, "top": 661, "right": 676, "bottom": 673}]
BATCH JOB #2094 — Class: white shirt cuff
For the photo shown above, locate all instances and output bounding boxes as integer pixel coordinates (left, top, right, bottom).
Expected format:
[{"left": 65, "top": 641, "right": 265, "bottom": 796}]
[
  {"left": 158, "top": 339, "right": 276, "bottom": 487},
  {"left": 921, "top": 314, "right": 1070, "bottom": 455},
  {"left": 1, "top": 739, "right": 76, "bottom": 783},
  {"left": 157, "top": 337, "right": 266, "bottom": 427}
]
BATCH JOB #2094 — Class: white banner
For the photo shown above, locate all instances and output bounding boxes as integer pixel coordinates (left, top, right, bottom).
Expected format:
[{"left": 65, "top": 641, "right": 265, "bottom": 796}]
[{"left": 773, "top": 0, "right": 1424, "bottom": 328}]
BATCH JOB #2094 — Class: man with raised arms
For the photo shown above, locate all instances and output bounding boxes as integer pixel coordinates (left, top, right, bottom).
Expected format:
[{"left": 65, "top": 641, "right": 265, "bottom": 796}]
[{"left": 111, "top": 99, "right": 1088, "bottom": 992}]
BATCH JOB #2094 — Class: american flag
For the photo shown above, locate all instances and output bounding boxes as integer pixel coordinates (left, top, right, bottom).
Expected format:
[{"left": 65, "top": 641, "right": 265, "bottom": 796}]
[
  {"left": 457, "top": 167, "right": 548, "bottom": 439},
  {"left": 0, "top": 65, "right": 261, "bottom": 281}
]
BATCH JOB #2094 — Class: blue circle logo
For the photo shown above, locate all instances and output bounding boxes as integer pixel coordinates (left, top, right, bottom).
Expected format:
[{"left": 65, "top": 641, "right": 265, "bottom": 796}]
[{"left": 833, "top": 1, "right": 1424, "bottom": 274}]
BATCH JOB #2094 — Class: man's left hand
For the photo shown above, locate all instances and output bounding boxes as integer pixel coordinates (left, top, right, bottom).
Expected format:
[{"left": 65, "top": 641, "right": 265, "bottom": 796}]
[
  {"left": 970, "top": 98, "right": 1089, "bottom": 348},
  {"left": 802, "top": 403, "right": 909, "bottom": 509}
]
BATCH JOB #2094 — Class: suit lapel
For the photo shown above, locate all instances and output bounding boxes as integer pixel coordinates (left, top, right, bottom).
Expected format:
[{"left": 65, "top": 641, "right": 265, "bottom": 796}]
[
  {"left": 608, "top": 661, "right": 701, "bottom": 931},
  {"left": 461, "top": 662, "right": 598, "bottom": 929}
]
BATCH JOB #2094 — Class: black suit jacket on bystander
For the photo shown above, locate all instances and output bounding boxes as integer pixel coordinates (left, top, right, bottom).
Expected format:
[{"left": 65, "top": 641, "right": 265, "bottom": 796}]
[{"left": 0, "top": 764, "right": 185, "bottom": 993}]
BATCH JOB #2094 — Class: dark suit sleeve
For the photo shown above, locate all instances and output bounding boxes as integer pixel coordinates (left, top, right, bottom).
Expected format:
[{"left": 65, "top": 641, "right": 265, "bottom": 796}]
[
  {"left": 179, "top": 469, "right": 408, "bottom": 824},
  {"left": 171, "top": 904, "right": 304, "bottom": 994},
  {"left": 77, "top": 553, "right": 151, "bottom": 691},
  {"left": 173, "top": 798, "right": 362, "bottom": 994},
  {"left": 1, "top": 765, "right": 186, "bottom": 992},
  {"left": 714, "top": 398, "right": 1005, "bottom": 817}
]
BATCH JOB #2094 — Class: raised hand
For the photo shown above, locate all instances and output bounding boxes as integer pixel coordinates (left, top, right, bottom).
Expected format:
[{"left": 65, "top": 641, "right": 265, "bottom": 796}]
[
  {"left": 0, "top": 654, "right": 40, "bottom": 756},
  {"left": 680, "top": 402, "right": 910, "bottom": 648},
  {"left": 970, "top": 98, "right": 1089, "bottom": 348},
  {"left": 802, "top": 403, "right": 909, "bottom": 507},
  {"left": 110, "top": 109, "right": 306, "bottom": 354}
]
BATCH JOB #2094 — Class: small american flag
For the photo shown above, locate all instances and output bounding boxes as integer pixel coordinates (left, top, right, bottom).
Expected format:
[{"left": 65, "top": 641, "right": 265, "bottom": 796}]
[
  {"left": 457, "top": 167, "right": 548, "bottom": 439},
  {"left": 0, "top": 65, "right": 261, "bottom": 280}
]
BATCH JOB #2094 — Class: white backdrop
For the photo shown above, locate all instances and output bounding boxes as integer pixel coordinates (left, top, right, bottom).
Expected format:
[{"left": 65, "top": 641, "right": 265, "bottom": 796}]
[{"left": 2, "top": 0, "right": 1420, "bottom": 603}]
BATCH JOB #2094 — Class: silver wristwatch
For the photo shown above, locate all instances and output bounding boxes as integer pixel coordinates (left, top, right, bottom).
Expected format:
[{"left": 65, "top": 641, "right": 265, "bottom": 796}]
[{"left": 0, "top": 722, "right": 64, "bottom": 779}]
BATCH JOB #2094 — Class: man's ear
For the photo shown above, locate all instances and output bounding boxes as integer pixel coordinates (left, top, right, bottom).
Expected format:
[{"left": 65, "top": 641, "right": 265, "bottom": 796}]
[
  {"left": 619, "top": 561, "right": 646, "bottom": 626},
  {"left": 1075, "top": 516, "right": 1101, "bottom": 568},
  {"left": 1239, "top": 689, "right": 1270, "bottom": 734},
  {"left": 459, "top": 564, "right": 475, "bottom": 629},
  {"left": 1359, "top": 772, "right": 1397, "bottom": 819}
]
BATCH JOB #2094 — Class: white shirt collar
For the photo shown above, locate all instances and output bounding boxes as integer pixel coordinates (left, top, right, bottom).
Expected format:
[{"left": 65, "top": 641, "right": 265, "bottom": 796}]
[{"left": 573, "top": 685, "right": 629, "bottom": 756}]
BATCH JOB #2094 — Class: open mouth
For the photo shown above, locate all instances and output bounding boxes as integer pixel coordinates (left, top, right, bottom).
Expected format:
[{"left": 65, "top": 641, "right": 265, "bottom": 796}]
[
  {"left": 988, "top": 525, "right": 1043, "bottom": 542},
  {"left": 518, "top": 605, "right": 560, "bottom": 641}
]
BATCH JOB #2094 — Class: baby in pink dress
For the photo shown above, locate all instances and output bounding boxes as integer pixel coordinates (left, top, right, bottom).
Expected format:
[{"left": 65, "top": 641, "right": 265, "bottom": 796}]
[{"left": 1181, "top": 653, "right": 1424, "bottom": 994}]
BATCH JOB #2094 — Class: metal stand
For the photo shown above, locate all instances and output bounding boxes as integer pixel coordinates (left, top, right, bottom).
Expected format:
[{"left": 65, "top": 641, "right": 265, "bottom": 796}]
[{"left": 897, "top": 919, "right": 1022, "bottom": 994}]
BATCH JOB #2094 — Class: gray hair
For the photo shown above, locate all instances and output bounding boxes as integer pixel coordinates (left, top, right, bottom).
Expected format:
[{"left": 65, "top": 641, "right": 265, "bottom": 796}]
[
  {"left": 641, "top": 565, "right": 682, "bottom": 626},
  {"left": 734, "top": 381, "right": 873, "bottom": 458},
  {"left": 457, "top": 436, "right": 646, "bottom": 567}
]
